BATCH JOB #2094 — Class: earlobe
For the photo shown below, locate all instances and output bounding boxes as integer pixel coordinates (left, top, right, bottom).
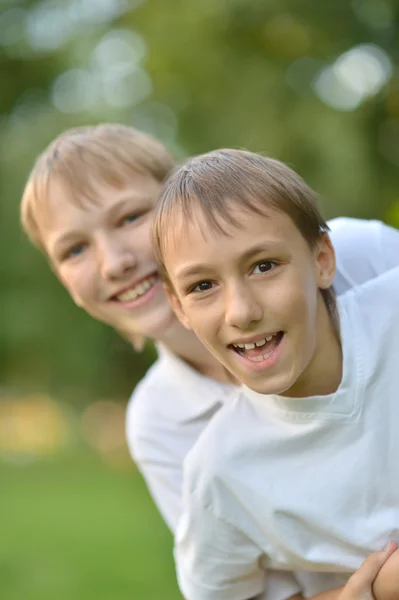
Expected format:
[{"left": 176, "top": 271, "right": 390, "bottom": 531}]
[
  {"left": 164, "top": 284, "right": 192, "bottom": 330},
  {"left": 316, "top": 233, "right": 336, "bottom": 289}
]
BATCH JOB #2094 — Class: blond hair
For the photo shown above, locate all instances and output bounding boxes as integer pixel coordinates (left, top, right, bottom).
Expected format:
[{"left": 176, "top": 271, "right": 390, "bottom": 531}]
[
  {"left": 21, "top": 123, "right": 175, "bottom": 251},
  {"left": 21, "top": 123, "right": 175, "bottom": 352},
  {"left": 152, "top": 148, "right": 338, "bottom": 326}
]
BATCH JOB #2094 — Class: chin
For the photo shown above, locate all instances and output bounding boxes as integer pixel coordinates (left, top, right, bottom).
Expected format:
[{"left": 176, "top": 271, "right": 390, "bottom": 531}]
[
  {"left": 243, "top": 372, "right": 297, "bottom": 396},
  {"left": 143, "top": 309, "right": 178, "bottom": 340}
]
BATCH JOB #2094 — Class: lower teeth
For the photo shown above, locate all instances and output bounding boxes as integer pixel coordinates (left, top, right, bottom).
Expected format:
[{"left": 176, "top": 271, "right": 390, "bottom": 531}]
[{"left": 247, "top": 351, "right": 274, "bottom": 362}]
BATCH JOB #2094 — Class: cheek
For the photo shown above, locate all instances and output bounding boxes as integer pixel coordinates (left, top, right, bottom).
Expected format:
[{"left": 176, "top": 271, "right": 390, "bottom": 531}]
[
  {"left": 60, "top": 265, "right": 94, "bottom": 304},
  {"left": 132, "top": 220, "right": 154, "bottom": 260},
  {"left": 185, "top": 301, "right": 220, "bottom": 342},
  {"left": 180, "top": 299, "right": 201, "bottom": 329},
  {"left": 282, "top": 272, "right": 318, "bottom": 323},
  {"left": 266, "top": 285, "right": 304, "bottom": 324}
]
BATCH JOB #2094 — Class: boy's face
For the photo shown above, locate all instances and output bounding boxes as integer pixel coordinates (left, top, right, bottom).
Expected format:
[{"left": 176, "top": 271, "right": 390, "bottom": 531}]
[
  {"left": 164, "top": 204, "right": 336, "bottom": 396},
  {"left": 41, "top": 172, "right": 176, "bottom": 340}
]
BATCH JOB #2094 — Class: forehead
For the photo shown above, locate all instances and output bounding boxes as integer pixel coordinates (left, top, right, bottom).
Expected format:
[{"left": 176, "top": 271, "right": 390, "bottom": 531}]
[
  {"left": 40, "top": 172, "right": 162, "bottom": 231},
  {"left": 164, "top": 203, "right": 307, "bottom": 270}
]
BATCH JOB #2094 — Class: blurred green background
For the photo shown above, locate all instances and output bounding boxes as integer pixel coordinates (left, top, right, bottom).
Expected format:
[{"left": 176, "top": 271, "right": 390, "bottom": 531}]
[{"left": 1, "top": 0, "right": 398, "bottom": 597}]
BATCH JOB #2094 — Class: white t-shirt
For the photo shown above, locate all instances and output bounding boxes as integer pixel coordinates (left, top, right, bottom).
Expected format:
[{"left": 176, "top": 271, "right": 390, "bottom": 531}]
[
  {"left": 126, "top": 344, "right": 232, "bottom": 531},
  {"left": 175, "top": 265, "right": 399, "bottom": 600},
  {"left": 126, "top": 218, "right": 399, "bottom": 600},
  {"left": 126, "top": 218, "right": 399, "bottom": 534}
]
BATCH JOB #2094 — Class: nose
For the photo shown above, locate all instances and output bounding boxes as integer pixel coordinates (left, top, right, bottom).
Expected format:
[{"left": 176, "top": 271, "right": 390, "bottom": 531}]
[
  {"left": 97, "top": 237, "right": 137, "bottom": 281},
  {"left": 224, "top": 282, "right": 263, "bottom": 330}
]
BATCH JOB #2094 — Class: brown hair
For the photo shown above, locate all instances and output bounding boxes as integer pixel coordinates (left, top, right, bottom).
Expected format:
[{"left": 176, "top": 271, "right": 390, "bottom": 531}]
[
  {"left": 152, "top": 148, "right": 338, "bottom": 326},
  {"left": 21, "top": 123, "right": 175, "bottom": 252}
]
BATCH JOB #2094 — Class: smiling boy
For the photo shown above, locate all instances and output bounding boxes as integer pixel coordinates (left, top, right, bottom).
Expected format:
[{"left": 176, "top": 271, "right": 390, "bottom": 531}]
[
  {"left": 152, "top": 149, "right": 399, "bottom": 600},
  {"left": 21, "top": 130, "right": 399, "bottom": 600}
]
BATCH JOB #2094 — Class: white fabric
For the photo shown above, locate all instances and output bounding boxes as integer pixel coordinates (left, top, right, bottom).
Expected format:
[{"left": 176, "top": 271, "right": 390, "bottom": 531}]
[
  {"left": 328, "top": 217, "right": 399, "bottom": 292},
  {"left": 175, "top": 266, "right": 399, "bottom": 600},
  {"left": 125, "top": 218, "right": 399, "bottom": 600},
  {"left": 126, "top": 218, "right": 399, "bottom": 534},
  {"left": 126, "top": 344, "right": 232, "bottom": 532}
]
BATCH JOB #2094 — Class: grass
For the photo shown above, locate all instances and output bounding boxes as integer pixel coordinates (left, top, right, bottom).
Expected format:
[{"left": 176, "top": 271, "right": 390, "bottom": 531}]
[{"left": 0, "top": 450, "right": 179, "bottom": 599}]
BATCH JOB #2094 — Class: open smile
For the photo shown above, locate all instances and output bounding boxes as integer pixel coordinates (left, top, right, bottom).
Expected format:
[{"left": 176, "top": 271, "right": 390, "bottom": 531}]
[
  {"left": 109, "top": 272, "right": 160, "bottom": 308},
  {"left": 228, "top": 331, "right": 284, "bottom": 370}
]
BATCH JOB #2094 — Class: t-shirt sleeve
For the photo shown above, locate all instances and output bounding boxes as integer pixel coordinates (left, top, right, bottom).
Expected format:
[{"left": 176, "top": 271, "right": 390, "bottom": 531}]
[{"left": 174, "top": 495, "right": 266, "bottom": 600}]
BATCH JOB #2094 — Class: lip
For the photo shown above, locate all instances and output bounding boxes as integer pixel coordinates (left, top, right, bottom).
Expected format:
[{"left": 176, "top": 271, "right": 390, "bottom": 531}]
[
  {"left": 108, "top": 272, "right": 161, "bottom": 310},
  {"left": 228, "top": 331, "right": 280, "bottom": 346},
  {"left": 229, "top": 332, "right": 285, "bottom": 373},
  {"left": 109, "top": 271, "right": 159, "bottom": 300}
]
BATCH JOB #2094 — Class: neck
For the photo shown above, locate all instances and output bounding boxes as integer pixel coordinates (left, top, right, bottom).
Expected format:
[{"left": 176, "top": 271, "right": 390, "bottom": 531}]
[{"left": 157, "top": 318, "right": 237, "bottom": 385}]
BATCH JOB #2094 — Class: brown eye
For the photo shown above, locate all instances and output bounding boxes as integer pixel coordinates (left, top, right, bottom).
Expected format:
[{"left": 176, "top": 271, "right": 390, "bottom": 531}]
[
  {"left": 191, "top": 281, "right": 213, "bottom": 293},
  {"left": 253, "top": 261, "right": 276, "bottom": 274}
]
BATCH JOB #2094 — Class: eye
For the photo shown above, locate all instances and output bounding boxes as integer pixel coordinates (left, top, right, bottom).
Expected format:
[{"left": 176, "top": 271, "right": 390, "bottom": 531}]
[
  {"left": 252, "top": 260, "right": 277, "bottom": 275},
  {"left": 64, "top": 243, "right": 86, "bottom": 260},
  {"left": 190, "top": 281, "right": 214, "bottom": 293},
  {"left": 120, "top": 212, "right": 142, "bottom": 226}
]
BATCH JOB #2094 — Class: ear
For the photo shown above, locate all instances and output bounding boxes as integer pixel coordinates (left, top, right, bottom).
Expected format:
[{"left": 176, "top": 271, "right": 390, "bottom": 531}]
[
  {"left": 164, "top": 284, "right": 192, "bottom": 330},
  {"left": 315, "top": 233, "right": 336, "bottom": 289}
]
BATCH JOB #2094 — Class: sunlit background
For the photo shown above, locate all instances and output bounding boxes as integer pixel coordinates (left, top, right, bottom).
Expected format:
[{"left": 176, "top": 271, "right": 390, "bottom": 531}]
[{"left": 1, "top": 0, "right": 399, "bottom": 598}]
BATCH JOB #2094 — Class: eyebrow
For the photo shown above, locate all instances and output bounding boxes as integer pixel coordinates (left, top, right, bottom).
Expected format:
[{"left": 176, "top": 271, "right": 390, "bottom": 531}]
[
  {"left": 103, "top": 195, "right": 152, "bottom": 218},
  {"left": 175, "top": 242, "right": 281, "bottom": 280}
]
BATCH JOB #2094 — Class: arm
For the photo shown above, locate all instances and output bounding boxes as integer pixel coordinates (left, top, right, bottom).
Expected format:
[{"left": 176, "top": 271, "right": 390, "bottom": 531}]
[
  {"left": 260, "top": 543, "right": 399, "bottom": 600},
  {"left": 175, "top": 499, "right": 267, "bottom": 600},
  {"left": 373, "top": 546, "right": 399, "bottom": 600},
  {"left": 310, "top": 542, "right": 398, "bottom": 600}
]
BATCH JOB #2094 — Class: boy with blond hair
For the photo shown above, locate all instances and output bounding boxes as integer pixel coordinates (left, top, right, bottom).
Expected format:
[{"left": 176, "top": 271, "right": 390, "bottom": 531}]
[
  {"left": 21, "top": 128, "right": 399, "bottom": 600},
  {"left": 152, "top": 148, "right": 399, "bottom": 600}
]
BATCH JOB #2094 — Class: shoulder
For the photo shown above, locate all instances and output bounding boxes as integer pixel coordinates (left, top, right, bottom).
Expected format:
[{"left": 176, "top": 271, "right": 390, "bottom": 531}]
[
  {"left": 328, "top": 218, "right": 399, "bottom": 294},
  {"left": 339, "top": 265, "right": 399, "bottom": 338},
  {"left": 345, "top": 264, "right": 399, "bottom": 303},
  {"left": 328, "top": 217, "right": 396, "bottom": 248},
  {"left": 338, "top": 266, "right": 399, "bottom": 398},
  {"left": 126, "top": 349, "right": 228, "bottom": 465},
  {"left": 125, "top": 357, "right": 176, "bottom": 460},
  {"left": 126, "top": 357, "right": 168, "bottom": 423}
]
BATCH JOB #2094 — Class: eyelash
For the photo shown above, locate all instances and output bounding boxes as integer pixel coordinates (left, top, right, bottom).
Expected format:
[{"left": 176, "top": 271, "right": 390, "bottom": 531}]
[
  {"left": 189, "top": 281, "right": 214, "bottom": 294},
  {"left": 251, "top": 260, "right": 278, "bottom": 274},
  {"left": 62, "top": 244, "right": 86, "bottom": 261},
  {"left": 188, "top": 261, "right": 278, "bottom": 294},
  {"left": 119, "top": 212, "right": 144, "bottom": 226}
]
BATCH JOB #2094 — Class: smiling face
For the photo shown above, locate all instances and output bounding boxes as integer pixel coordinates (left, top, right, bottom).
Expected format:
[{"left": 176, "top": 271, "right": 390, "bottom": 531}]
[
  {"left": 41, "top": 172, "right": 176, "bottom": 340},
  {"left": 164, "top": 205, "right": 339, "bottom": 397}
]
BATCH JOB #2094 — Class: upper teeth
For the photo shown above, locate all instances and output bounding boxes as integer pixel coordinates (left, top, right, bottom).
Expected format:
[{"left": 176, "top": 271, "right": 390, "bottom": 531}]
[
  {"left": 233, "top": 334, "right": 275, "bottom": 349},
  {"left": 116, "top": 276, "right": 157, "bottom": 302}
]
